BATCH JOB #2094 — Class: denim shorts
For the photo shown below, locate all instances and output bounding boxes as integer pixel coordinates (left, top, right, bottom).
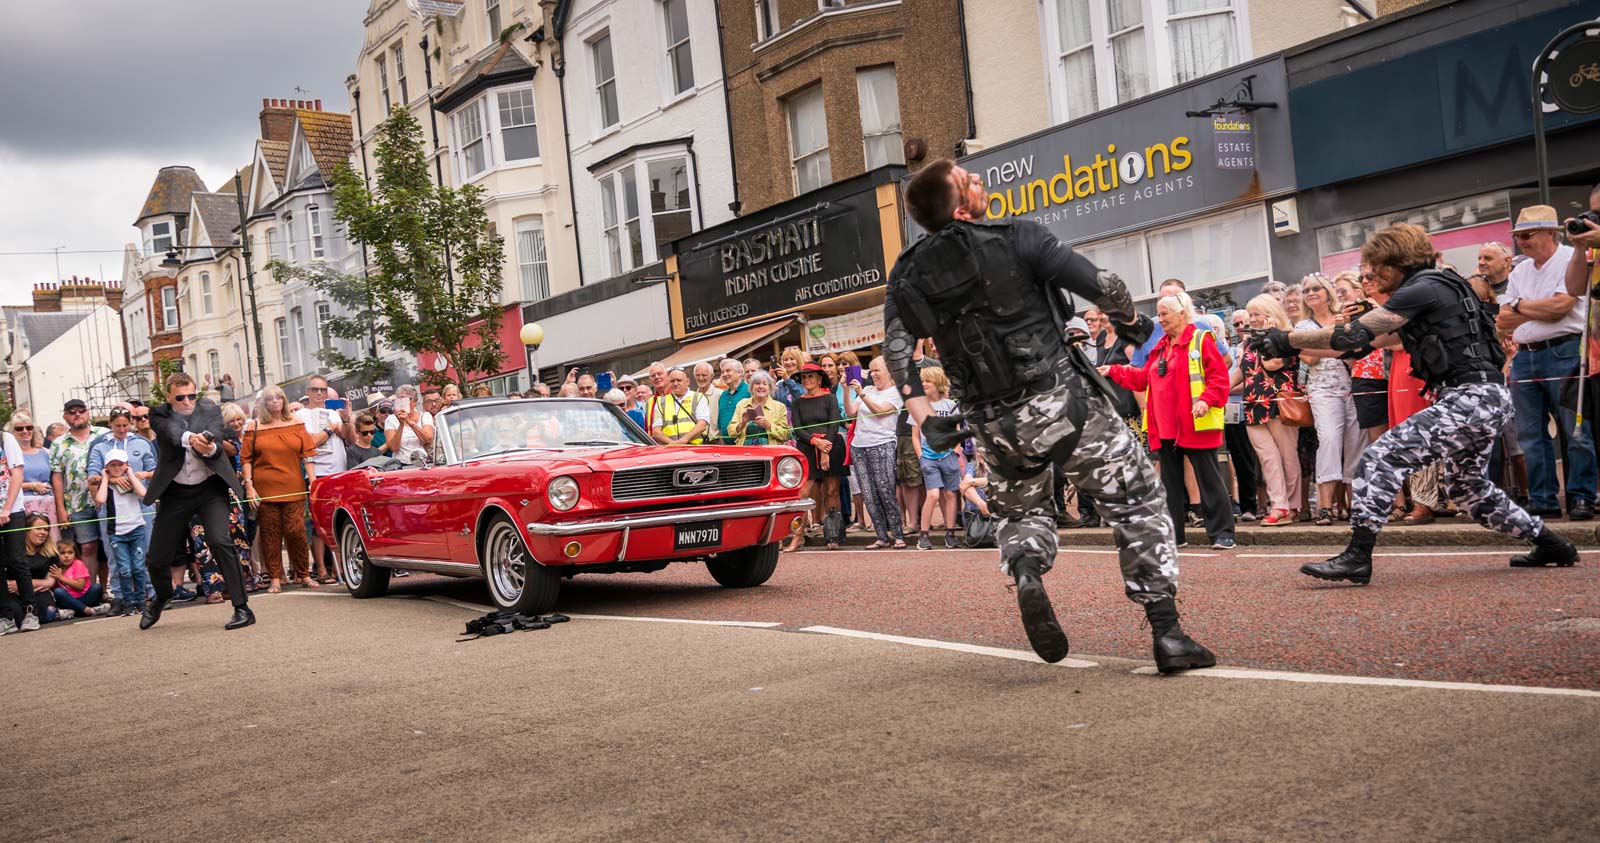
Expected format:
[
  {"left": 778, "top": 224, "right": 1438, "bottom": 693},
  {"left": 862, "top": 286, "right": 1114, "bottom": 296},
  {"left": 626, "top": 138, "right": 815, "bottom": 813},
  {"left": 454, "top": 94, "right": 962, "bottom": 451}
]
[
  {"left": 919, "top": 453, "right": 962, "bottom": 490},
  {"left": 68, "top": 507, "right": 101, "bottom": 544}
]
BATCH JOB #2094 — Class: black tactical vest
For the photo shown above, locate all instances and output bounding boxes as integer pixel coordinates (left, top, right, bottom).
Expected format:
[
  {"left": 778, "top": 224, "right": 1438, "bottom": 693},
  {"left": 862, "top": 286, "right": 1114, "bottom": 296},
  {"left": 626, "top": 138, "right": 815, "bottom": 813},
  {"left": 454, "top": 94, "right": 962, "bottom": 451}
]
[
  {"left": 888, "top": 221, "right": 1067, "bottom": 405},
  {"left": 1396, "top": 267, "right": 1505, "bottom": 390}
]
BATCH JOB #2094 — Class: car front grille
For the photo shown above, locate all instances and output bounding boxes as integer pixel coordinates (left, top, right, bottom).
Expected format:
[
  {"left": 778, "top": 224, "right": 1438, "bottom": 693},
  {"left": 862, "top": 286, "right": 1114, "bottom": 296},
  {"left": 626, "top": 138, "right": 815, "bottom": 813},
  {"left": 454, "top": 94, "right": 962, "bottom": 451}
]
[{"left": 610, "top": 460, "right": 770, "bottom": 501}]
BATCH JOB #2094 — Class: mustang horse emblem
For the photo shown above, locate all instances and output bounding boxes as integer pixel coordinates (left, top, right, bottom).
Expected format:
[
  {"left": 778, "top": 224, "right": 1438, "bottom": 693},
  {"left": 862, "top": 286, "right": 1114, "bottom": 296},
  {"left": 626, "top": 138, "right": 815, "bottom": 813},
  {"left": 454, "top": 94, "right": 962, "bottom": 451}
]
[{"left": 674, "top": 466, "right": 721, "bottom": 488}]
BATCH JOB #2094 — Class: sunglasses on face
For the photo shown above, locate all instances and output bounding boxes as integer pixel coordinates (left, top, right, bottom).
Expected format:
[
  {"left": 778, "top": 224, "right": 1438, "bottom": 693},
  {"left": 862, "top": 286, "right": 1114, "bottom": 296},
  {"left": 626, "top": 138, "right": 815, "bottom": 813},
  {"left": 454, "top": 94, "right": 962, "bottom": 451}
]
[
  {"left": 132, "top": 414, "right": 149, "bottom": 421},
  {"left": 13, "top": 425, "right": 33, "bottom": 432},
  {"left": 358, "top": 428, "right": 375, "bottom": 436},
  {"left": 66, "top": 408, "right": 87, "bottom": 415},
  {"left": 308, "top": 386, "right": 328, "bottom": 393},
  {"left": 1513, "top": 232, "right": 1538, "bottom": 241},
  {"left": 172, "top": 393, "right": 197, "bottom": 402}
]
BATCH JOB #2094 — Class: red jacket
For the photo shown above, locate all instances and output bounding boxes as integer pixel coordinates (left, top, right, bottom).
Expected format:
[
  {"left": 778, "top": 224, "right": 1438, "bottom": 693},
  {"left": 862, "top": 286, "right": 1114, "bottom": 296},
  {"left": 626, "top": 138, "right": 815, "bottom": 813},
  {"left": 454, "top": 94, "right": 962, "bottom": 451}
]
[{"left": 1106, "top": 324, "right": 1229, "bottom": 451}]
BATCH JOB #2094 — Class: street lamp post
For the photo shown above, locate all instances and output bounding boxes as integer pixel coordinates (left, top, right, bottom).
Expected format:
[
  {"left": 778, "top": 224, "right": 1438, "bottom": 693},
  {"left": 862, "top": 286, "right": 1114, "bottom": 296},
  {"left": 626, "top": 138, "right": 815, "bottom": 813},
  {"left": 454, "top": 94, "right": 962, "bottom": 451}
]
[{"left": 520, "top": 322, "right": 544, "bottom": 392}]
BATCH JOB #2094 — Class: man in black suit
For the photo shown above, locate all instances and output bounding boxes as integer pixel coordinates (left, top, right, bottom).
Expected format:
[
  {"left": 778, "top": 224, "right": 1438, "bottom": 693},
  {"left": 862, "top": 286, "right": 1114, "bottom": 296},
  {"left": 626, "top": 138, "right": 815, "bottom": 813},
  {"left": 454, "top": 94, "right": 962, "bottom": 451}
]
[{"left": 140, "top": 372, "right": 254, "bottom": 630}]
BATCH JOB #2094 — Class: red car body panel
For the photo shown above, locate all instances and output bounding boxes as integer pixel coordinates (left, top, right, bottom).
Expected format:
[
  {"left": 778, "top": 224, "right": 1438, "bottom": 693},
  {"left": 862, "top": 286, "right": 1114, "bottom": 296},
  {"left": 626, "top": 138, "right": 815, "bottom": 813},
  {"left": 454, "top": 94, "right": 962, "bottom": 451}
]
[{"left": 310, "top": 423, "right": 810, "bottom": 576}]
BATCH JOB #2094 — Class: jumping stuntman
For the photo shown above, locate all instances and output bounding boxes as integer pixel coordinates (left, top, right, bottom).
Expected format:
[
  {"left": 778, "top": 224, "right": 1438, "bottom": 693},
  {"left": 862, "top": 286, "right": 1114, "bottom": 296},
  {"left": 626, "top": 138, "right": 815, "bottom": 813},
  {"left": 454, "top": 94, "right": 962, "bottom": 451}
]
[
  {"left": 883, "top": 158, "right": 1215, "bottom": 673},
  {"left": 1249, "top": 223, "right": 1579, "bottom": 582}
]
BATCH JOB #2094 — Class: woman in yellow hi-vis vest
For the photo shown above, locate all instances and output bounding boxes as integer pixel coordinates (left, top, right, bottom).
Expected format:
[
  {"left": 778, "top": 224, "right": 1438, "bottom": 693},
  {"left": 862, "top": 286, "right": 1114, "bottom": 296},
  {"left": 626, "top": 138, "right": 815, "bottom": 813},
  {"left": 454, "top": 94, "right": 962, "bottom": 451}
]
[{"left": 1102, "top": 291, "right": 1237, "bottom": 549}]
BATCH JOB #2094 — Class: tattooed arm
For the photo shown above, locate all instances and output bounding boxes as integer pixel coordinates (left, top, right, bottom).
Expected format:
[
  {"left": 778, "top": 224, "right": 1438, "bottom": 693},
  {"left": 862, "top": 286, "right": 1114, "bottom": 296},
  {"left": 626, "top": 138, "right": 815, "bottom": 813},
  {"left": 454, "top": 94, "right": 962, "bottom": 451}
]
[{"left": 1289, "top": 306, "right": 1409, "bottom": 352}]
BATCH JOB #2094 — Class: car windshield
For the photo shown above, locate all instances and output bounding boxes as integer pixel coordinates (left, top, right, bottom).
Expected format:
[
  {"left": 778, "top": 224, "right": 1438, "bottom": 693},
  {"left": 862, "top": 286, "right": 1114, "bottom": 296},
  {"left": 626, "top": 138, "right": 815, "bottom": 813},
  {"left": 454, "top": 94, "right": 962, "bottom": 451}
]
[{"left": 446, "top": 400, "right": 648, "bottom": 461}]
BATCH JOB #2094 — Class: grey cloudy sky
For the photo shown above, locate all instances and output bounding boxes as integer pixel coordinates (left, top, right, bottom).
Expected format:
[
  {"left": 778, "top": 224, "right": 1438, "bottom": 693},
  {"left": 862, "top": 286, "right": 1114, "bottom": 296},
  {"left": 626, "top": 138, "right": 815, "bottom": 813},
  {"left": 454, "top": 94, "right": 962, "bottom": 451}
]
[{"left": 0, "top": 0, "right": 368, "bottom": 305}]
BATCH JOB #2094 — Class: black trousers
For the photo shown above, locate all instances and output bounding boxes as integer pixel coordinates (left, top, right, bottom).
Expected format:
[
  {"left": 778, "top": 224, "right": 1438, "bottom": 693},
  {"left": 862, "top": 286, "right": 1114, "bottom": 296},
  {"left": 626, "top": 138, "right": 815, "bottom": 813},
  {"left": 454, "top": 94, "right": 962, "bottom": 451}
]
[
  {"left": 1, "top": 511, "right": 30, "bottom": 623},
  {"left": 1156, "top": 443, "right": 1235, "bottom": 544},
  {"left": 1224, "top": 421, "right": 1261, "bottom": 513},
  {"left": 147, "top": 477, "right": 246, "bottom": 609}
]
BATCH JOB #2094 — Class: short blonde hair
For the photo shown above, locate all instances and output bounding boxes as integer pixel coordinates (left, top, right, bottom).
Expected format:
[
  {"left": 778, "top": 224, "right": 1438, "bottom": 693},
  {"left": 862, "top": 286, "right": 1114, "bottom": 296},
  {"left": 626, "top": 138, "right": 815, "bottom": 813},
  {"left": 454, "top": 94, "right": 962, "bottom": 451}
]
[
  {"left": 221, "top": 402, "right": 247, "bottom": 424},
  {"left": 9, "top": 411, "right": 40, "bottom": 448},
  {"left": 253, "top": 385, "right": 296, "bottom": 424},
  {"left": 919, "top": 366, "right": 950, "bottom": 396},
  {"left": 1246, "top": 294, "right": 1292, "bottom": 331},
  {"left": 838, "top": 350, "right": 861, "bottom": 367}
]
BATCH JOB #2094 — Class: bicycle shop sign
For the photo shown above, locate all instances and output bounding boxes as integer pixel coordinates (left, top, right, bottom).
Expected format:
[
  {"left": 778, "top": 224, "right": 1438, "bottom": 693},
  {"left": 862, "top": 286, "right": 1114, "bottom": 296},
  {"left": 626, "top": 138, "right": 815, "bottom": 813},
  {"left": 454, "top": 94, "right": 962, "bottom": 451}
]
[{"left": 673, "top": 187, "right": 885, "bottom": 337}]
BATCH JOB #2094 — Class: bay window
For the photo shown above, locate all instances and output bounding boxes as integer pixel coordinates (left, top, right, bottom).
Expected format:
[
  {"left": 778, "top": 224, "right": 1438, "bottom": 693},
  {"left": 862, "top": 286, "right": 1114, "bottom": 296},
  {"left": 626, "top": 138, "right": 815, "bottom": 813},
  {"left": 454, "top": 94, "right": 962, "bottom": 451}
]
[
  {"left": 161, "top": 287, "right": 178, "bottom": 330},
  {"left": 497, "top": 88, "right": 539, "bottom": 161},
  {"left": 596, "top": 153, "right": 698, "bottom": 275},
  {"left": 787, "top": 84, "right": 830, "bottom": 194},
  {"left": 1056, "top": 0, "right": 1097, "bottom": 119},
  {"left": 1168, "top": 0, "right": 1237, "bottom": 84},
  {"left": 309, "top": 206, "right": 325, "bottom": 259},
  {"left": 208, "top": 350, "right": 221, "bottom": 385},
  {"left": 856, "top": 66, "right": 904, "bottom": 169},
  {"left": 1108, "top": 0, "right": 1149, "bottom": 102},
  {"left": 147, "top": 220, "right": 174, "bottom": 256},
  {"left": 276, "top": 318, "right": 292, "bottom": 379},
  {"left": 200, "top": 272, "right": 213, "bottom": 317},
  {"left": 450, "top": 85, "right": 540, "bottom": 181},
  {"left": 452, "top": 98, "right": 492, "bottom": 180},
  {"left": 285, "top": 216, "right": 298, "bottom": 263}
]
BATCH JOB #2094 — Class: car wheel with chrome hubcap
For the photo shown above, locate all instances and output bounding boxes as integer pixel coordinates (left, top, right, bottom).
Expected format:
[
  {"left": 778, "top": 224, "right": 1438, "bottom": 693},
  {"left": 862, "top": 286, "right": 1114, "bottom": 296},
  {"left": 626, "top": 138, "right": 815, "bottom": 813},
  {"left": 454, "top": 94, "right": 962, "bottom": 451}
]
[
  {"left": 481, "top": 514, "right": 560, "bottom": 614},
  {"left": 339, "top": 517, "right": 390, "bottom": 599}
]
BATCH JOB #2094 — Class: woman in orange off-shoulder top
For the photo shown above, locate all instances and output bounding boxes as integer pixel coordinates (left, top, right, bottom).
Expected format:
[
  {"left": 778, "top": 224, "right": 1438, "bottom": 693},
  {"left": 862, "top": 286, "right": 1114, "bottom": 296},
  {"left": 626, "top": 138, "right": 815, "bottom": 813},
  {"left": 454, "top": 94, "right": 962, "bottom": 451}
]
[{"left": 240, "top": 385, "right": 318, "bottom": 593}]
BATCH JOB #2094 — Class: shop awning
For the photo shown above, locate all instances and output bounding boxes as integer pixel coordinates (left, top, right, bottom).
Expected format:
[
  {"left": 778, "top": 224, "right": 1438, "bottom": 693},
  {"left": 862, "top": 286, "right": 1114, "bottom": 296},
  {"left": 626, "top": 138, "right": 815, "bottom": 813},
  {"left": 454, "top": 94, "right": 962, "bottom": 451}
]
[{"left": 633, "top": 317, "right": 798, "bottom": 378}]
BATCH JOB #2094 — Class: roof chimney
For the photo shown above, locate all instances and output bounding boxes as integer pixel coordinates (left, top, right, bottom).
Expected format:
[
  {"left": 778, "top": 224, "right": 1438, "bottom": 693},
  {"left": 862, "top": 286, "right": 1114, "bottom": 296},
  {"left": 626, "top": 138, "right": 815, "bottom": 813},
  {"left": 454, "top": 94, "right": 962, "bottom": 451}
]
[
  {"left": 314, "top": 99, "right": 322, "bottom": 110},
  {"left": 260, "top": 97, "right": 298, "bottom": 143}
]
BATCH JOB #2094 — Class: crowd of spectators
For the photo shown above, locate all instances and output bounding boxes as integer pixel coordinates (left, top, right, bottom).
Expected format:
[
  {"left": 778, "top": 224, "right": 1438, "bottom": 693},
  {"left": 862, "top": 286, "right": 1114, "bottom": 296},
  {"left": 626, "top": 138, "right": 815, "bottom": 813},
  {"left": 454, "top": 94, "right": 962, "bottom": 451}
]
[{"left": 4, "top": 191, "right": 1596, "bottom": 632}]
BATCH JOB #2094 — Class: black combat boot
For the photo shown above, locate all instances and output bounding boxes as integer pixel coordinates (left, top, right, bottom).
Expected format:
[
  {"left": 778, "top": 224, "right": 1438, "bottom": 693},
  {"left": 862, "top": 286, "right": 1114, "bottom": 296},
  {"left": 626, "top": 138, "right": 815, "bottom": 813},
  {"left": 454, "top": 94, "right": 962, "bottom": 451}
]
[
  {"left": 1509, "top": 527, "right": 1580, "bottom": 568},
  {"left": 1012, "top": 557, "right": 1070, "bottom": 663},
  {"left": 1144, "top": 598, "right": 1216, "bottom": 674},
  {"left": 1300, "top": 526, "right": 1376, "bottom": 585}
]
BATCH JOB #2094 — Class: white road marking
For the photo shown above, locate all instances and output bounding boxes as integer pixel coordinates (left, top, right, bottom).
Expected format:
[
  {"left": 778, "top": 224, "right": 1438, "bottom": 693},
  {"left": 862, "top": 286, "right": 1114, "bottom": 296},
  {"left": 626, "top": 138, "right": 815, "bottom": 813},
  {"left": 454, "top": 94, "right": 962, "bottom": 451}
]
[
  {"left": 1128, "top": 665, "right": 1600, "bottom": 698},
  {"left": 1236, "top": 550, "right": 1600, "bottom": 559},
  {"left": 278, "top": 589, "right": 345, "bottom": 595},
  {"left": 796, "top": 548, "right": 1218, "bottom": 558},
  {"left": 799, "top": 625, "right": 1098, "bottom": 668},
  {"left": 1062, "top": 548, "right": 1219, "bottom": 558},
  {"left": 419, "top": 596, "right": 780, "bottom": 627}
]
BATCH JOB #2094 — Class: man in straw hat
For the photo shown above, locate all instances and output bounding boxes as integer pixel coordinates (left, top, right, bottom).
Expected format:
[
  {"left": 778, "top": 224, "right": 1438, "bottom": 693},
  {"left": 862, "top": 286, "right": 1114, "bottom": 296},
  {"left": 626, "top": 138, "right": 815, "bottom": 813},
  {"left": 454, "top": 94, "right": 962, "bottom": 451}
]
[
  {"left": 1251, "top": 219, "right": 1579, "bottom": 585},
  {"left": 1496, "top": 204, "right": 1593, "bottom": 522}
]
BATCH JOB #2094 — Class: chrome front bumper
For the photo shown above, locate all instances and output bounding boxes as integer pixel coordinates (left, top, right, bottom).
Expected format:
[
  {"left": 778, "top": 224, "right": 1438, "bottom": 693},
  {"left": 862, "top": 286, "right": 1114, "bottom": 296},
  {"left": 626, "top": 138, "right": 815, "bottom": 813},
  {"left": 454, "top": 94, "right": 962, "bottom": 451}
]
[{"left": 526, "top": 498, "right": 814, "bottom": 537}]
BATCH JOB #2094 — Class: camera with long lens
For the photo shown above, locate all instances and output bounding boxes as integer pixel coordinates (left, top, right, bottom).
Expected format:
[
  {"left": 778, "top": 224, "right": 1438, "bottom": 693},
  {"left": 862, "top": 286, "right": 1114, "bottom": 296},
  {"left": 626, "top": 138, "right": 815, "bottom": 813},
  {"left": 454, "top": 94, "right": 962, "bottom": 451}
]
[{"left": 1567, "top": 210, "right": 1600, "bottom": 236}]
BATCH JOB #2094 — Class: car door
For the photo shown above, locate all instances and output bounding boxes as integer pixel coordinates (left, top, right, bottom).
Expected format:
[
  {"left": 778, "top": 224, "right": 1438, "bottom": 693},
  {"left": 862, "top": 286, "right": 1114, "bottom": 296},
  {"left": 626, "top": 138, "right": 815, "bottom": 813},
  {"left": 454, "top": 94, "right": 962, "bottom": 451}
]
[{"left": 368, "top": 463, "right": 457, "bottom": 561}]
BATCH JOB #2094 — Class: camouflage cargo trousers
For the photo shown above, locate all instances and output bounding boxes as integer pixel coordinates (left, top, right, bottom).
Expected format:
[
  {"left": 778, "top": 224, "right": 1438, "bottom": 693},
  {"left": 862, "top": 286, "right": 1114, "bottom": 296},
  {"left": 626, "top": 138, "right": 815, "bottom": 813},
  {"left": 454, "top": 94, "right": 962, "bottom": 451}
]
[
  {"left": 971, "top": 372, "right": 1180, "bottom": 605},
  {"left": 1351, "top": 381, "right": 1541, "bottom": 539}
]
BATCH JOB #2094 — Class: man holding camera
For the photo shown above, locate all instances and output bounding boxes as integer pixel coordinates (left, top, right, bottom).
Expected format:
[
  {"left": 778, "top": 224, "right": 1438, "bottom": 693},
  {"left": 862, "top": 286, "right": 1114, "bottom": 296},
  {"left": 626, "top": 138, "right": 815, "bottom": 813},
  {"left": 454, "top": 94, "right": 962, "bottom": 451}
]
[
  {"left": 1562, "top": 182, "right": 1600, "bottom": 454},
  {"left": 884, "top": 158, "right": 1215, "bottom": 673},
  {"left": 140, "top": 372, "right": 254, "bottom": 631}
]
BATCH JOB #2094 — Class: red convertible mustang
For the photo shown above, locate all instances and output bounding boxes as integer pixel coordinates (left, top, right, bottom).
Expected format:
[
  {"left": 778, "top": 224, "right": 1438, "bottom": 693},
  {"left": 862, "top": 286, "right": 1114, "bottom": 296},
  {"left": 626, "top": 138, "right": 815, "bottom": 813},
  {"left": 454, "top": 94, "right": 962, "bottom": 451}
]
[{"left": 309, "top": 397, "right": 812, "bottom": 613}]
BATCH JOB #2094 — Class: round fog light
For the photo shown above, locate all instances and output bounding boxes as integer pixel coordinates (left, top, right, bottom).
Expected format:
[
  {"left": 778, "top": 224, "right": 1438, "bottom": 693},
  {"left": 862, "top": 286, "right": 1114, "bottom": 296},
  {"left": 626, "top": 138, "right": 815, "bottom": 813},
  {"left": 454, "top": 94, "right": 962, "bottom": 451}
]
[
  {"left": 789, "top": 516, "right": 804, "bottom": 533},
  {"left": 563, "top": 541, "right": 582, "bottom": 558}
]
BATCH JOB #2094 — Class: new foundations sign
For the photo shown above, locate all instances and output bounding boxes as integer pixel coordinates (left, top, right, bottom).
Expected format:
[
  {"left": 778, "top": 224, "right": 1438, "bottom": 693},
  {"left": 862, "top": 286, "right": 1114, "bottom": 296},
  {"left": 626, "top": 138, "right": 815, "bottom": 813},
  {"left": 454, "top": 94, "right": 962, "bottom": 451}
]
[{"left": 960, "top": 56, "right": 1295, "bottom": 245}]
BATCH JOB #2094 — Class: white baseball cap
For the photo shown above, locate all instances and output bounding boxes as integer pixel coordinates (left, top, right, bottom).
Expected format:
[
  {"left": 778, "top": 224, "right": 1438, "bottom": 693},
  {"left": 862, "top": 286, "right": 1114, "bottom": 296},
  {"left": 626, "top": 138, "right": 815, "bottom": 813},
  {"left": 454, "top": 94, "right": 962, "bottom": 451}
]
[{"left": 105, "top": 449, "right": 129, "bottom": 464}]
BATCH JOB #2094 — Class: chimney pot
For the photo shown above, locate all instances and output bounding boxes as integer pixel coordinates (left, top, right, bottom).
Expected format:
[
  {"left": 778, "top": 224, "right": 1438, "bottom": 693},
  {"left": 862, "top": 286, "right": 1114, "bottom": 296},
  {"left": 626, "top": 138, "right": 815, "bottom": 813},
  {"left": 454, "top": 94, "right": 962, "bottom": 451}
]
[
  {"left": 314, "top": 99, "right": 322, "bottom": 110},
  {"left": 262, "top": 97, "right": 269, "bottom": 108}
]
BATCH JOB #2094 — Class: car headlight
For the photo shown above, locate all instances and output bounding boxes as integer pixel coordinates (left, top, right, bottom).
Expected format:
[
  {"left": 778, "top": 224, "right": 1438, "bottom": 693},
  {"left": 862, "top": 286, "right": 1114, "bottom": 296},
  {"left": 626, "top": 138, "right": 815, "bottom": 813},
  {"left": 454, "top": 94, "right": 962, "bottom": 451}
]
[
  {"left": 776, "top": 456, "right": 804, "bottom": 489},
  {"left": 547, "top": 476, "right": 580, "bottom": 511}
]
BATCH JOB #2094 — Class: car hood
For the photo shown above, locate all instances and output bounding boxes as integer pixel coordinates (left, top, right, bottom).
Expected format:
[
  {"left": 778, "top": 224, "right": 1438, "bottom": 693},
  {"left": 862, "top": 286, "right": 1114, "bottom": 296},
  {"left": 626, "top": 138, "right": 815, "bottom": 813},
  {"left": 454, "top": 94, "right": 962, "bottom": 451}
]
[{"left": 462, "top": 444, "right": 791, "bottom": 473}]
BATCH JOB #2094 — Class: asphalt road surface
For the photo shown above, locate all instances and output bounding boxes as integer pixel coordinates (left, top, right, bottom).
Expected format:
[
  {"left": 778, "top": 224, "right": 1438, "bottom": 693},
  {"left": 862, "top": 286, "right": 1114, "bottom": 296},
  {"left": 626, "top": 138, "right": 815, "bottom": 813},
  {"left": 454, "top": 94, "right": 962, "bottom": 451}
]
[{"left": 5, "top": 544, "right": 1596, "bottom": 843}]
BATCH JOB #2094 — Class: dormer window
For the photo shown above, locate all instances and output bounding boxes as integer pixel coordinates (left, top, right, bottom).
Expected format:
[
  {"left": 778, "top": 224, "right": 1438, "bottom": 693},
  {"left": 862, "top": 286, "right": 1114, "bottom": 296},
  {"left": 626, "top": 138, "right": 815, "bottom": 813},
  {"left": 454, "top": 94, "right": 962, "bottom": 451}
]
[{"left": 147, "top": 220, "right": 173, "bottom": 256}]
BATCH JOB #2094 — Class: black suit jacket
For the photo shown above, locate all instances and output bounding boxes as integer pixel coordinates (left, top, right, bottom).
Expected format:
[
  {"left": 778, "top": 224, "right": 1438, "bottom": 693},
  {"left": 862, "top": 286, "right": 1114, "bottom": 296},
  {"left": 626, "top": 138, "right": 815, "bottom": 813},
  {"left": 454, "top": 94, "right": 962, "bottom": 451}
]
[{"left": 145, "top": 398, "right": 242, "bottom": 504}]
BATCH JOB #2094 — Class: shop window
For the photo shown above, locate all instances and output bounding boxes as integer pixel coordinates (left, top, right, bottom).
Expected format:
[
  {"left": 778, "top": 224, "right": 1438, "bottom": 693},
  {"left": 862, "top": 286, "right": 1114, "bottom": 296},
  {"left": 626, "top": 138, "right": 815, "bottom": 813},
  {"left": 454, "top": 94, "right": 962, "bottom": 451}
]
[
  {"left": 1315, "top": 192, "right": 1511, "bottom": 276},
  {"left": 663, "top": 0, "right": 694, "bottom": 96},
  {"left": 1168, "top": 0, "right": 1236, "bottom": 84},
  {"left": 856, "top": 66, "right": 904, "bottom": 169},
  {"left": 648, "top": 158, "right": 692, "bottom": 259},
  {"left": 591, "top": 33, "right": 620, "bottom": 131},
  {"left": 787, "top": 84, "right": 830, "bottom": 194},
  {"left": 1146, "top": 204, "right": 1268, "bottom": 289},
  {"left": 515, "top": 217, "right": 551, "bottom": 301},
  {"left": 1077, "top": 233, "right": 1152, "bottom": 298}
]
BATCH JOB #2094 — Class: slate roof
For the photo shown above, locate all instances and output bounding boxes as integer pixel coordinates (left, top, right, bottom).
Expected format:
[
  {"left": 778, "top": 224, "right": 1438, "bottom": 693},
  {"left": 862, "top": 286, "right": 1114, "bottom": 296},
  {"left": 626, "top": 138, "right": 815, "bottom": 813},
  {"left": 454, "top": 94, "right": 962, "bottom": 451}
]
[
  {"left": 192, "top": 192, "right": 242, "bottom": 247},
  {"left": 436, "top": 42, "right": 537, "bottom": 112},
  {"left": 18, "top": 311, "right": 88, "bottom": 356},
  {"left": 410, "top": 0, "right": 464, "bottom": 16},
  {"left": 259, "top": 140, "right": 290, "bottom": 190},
  {"left": 296, "top": 110, "right": 354, "bottom": 179},
  {"left": 135, "top": 166, "right": 208, "bottom": 225}
]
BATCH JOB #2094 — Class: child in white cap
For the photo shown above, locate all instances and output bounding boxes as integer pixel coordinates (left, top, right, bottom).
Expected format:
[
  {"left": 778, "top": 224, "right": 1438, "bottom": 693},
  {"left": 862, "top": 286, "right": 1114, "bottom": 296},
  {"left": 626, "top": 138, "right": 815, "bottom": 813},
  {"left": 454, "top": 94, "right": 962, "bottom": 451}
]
[{"left": 91, "top": 449, "right": 152, "bottom": 616}]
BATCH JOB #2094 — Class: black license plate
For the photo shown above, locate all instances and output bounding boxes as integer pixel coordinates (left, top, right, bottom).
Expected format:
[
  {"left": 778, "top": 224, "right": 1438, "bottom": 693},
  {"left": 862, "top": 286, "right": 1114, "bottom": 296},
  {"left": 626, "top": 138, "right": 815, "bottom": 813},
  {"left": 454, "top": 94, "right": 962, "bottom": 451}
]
[{"left": 674, "top": 520, "right": 723, "bottom": 550}]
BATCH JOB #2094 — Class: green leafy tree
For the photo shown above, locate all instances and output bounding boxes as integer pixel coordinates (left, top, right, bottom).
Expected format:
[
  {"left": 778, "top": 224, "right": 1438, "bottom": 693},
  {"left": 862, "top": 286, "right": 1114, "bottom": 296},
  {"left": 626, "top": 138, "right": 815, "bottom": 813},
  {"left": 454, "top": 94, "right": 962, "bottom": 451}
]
[
  {"left": 268, "top": 108, "right": 506, "bottom": 391},
  {"left": 148, "top": 358, "right": 181, "bottom": 404}
]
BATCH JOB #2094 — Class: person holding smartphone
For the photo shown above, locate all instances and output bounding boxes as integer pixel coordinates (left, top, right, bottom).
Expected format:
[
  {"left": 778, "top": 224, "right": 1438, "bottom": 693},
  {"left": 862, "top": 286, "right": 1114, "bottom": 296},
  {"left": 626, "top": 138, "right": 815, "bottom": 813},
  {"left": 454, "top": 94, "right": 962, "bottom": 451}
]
[
  {"left": 846, "top": 357, "right": 905, "bottom": 548},
  {"left": 727, "top": 372, "right": 790, "bottom": 447},
  {"left": 383, "top": 384, "right": 436, "bottom": 464}
]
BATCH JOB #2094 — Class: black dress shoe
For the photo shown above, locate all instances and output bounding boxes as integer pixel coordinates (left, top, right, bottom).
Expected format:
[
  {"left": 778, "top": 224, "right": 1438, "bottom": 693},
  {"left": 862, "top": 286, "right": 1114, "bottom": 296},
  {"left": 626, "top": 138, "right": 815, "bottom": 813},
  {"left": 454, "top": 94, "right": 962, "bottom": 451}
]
[
  {"left": 224, "top": 606, "right": 256, "bottom": 630},
  {"left": 1509, "top": 528, "right": 1580, "bottom": 568},
  {"left": 1527, "top": 506, "right": 1564, "bottom": 518},
  {"left": 139, "top": 598, "right": 170, "bottom": 630},
  {"left": 1012, "top": 559, "right": 1070, "bottom": 663},
  {"left": 1300, "top": 527, "right": 1376, "bottom": 585},
  {"left": 1568, "top": 501, "right": 1594, "bottom": 521}
]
